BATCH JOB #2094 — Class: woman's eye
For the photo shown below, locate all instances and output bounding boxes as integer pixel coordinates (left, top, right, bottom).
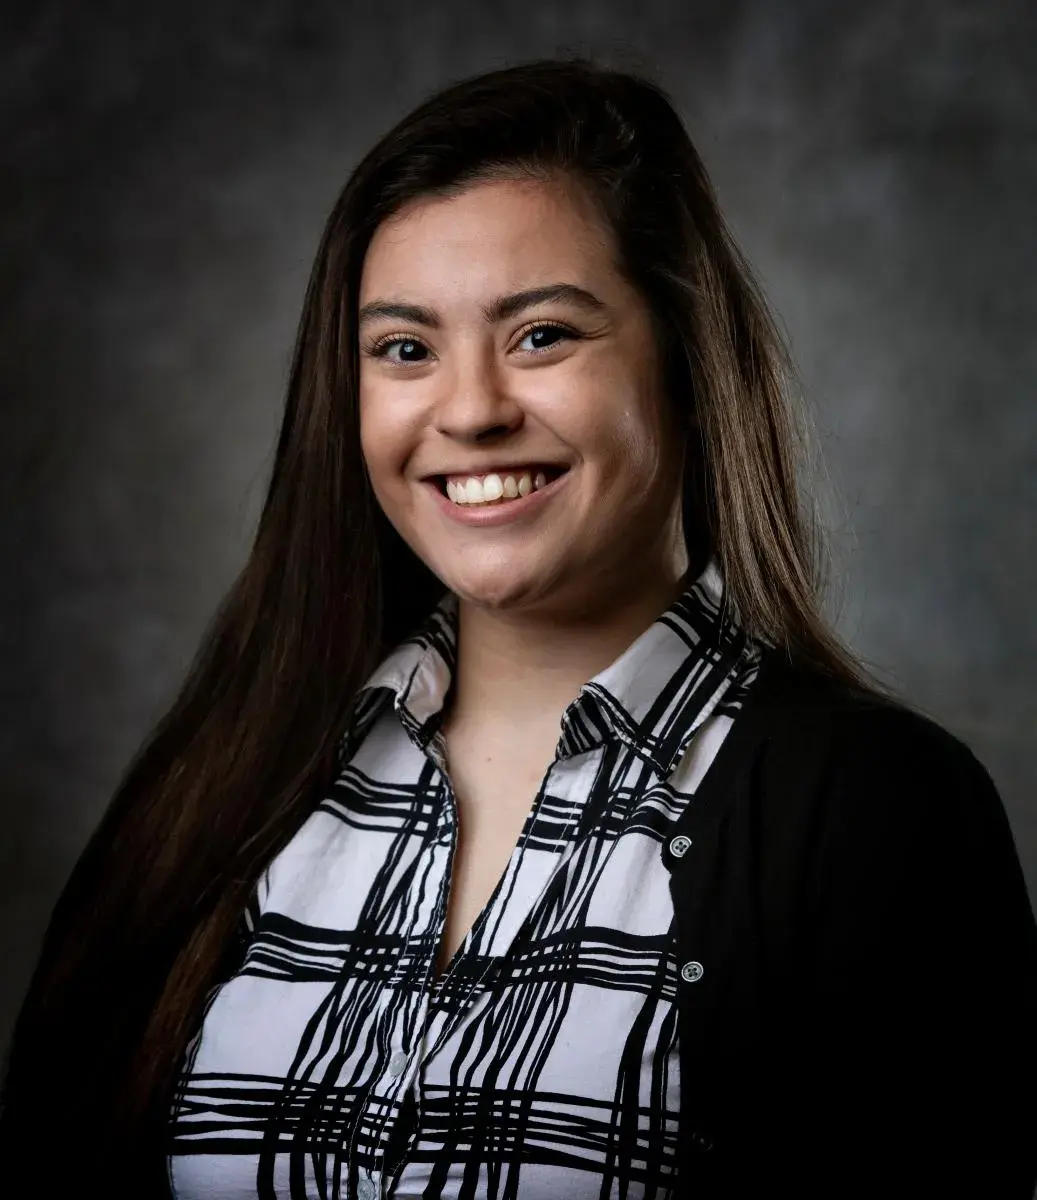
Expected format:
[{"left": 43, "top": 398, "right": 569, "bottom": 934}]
[
  {"left": 371, "top": 337, "right": 430, "bottom": 364},
  {"left": 367, "top": 323, "right": 576, "bottom": 364},
  {"left": 518, "top": 324, "right": 575, "bottom": 353}
]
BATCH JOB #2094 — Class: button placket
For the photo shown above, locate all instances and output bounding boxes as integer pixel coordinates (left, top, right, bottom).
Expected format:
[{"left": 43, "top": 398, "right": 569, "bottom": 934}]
[{"left": 350, "top": 767, "right": 441, "bottom": 1186}]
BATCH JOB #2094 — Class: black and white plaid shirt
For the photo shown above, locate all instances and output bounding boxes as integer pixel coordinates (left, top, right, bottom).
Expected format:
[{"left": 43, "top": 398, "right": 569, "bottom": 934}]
[{"left": 168, "top": 560, "right": 762, "bottom": 1200}]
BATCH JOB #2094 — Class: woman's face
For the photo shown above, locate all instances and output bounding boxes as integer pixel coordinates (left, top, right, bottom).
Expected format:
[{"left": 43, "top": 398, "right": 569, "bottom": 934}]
[{"left": 358, "top": 173, "right": 687, "bottom": 618}]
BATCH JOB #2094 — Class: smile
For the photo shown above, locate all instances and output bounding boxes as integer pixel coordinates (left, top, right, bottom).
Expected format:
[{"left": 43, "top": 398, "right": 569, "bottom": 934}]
[
  {"left": 423, "top": 465, "right": 571, "bottom": 526},
  {"left": 442, "top": 466, "right": 566, "bottom": 507}
]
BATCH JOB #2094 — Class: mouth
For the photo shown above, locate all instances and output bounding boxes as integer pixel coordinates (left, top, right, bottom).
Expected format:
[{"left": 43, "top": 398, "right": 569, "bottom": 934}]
[
  {"left": 421, "top": 463, "right": 572, "bottom": 526},
  {"left": 430, "top": 464, "right": 569, "bottom": 507}
]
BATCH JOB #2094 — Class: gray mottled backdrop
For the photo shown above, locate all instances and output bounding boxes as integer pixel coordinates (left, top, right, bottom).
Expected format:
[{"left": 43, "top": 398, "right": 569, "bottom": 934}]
[{"left": 3, "top": 0, "right": 1036, "bottom": 1057}]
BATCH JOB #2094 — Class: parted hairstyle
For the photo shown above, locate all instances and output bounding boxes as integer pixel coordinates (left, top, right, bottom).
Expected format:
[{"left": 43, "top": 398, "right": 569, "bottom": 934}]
[{"left": 0, "top": 56, "right": 886, "bottom": 1189}]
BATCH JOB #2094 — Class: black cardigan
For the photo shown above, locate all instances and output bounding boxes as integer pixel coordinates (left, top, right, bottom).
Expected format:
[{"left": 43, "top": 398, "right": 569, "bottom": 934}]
[{"left": 667, "top": 647, "right": 1037, "bottom": 1198}]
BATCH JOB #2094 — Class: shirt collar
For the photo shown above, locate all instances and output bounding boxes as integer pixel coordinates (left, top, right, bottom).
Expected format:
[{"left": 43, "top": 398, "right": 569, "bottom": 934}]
[{"left": 344, "top": 558, "right": 757, "bottom": 779}]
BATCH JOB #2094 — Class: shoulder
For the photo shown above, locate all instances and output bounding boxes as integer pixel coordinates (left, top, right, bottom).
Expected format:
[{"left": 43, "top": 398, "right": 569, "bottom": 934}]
[
  {"left": 747, "top": 650, "right": 1021, "bottom": 896},
  {"left": 727, "top": 659, "right": 1037, "bottom": 1197},
  {"left": 753, "top": 648, "right": 993, "bottom": 803}
]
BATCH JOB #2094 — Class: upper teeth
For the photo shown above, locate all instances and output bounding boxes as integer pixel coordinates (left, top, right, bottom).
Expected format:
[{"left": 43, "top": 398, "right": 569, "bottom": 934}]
[{"left": 446, "top": 471, "right": 549, "bottom": 505}]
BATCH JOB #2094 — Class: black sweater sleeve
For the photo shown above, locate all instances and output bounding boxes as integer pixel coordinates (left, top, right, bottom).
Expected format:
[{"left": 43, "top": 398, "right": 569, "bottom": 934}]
[{"left": 782, "top": 705, "right": 1037, "bottom": 1198}]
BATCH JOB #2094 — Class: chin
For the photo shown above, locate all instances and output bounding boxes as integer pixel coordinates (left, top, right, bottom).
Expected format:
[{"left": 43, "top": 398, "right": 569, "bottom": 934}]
[
  {"left": 449, "top": 577, "right": 543, "bottom": 612},
  {"left": 438, "top": 555, "right": 563, "bottom": 613}
]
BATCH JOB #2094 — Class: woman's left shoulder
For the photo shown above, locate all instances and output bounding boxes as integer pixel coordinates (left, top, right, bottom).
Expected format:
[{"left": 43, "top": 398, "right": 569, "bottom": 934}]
[
  {"left": 828, "top": 688, "right": 993, "bottom": 799},
  {"left": 752, "top": 654, "right": 1037, "bottom": 971},
  {"left": 754, "top": 655, "right": 1008, "bottom": 845}
]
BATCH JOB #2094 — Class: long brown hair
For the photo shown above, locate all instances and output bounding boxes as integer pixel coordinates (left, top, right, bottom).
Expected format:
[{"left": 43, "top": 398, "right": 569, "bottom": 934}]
[{"left": 0, "top": 56, "right": 890, "bottom": 1189}]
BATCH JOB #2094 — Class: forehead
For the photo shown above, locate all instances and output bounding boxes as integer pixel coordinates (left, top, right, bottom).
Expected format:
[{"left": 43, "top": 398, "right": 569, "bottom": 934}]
[{"left": 359, "top": 175, "right": 619, "bottom": 301}]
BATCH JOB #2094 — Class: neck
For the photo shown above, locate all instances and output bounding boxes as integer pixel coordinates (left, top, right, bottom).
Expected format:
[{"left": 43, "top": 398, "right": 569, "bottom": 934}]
[{"left": 444, "top": 556, "right": 696, "bottom": 737}]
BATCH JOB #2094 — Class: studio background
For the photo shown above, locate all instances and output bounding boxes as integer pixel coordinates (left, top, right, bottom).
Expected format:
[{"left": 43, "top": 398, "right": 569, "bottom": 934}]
[{"left": 2, "top": 0, "right": 1035, "bottom": 1059}]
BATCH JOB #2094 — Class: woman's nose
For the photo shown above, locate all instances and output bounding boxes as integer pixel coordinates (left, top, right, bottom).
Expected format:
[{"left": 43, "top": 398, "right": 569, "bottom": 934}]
[{"left": 432, "top": 347, "right": 523, "bottom": 443}]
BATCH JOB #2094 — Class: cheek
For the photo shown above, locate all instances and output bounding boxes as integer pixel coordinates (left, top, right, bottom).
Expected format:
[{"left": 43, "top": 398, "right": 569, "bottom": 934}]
[
  {"left": 611, "top": 362, "right": 680, "bottom": 485},
  {"left": 555, "top": 348, "right": 673, "bottom": 485},
  {"left": 613, "top": 405, "right": 664, "bottom": 466},
  {"left": 578, "top": 389, "right": 672, "bottom": 489},
  {"left": 358, "top": 388, "right": 414, "bottom": 488}
]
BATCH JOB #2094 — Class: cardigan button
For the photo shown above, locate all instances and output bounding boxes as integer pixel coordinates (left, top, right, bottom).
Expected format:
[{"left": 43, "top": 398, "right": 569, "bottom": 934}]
[
  {"left": 690, "top": 1129, "right": 714, "bottom": 1151},
  {"left": 680, "top": 960, "right": 704, "bottom": 983},
  {"left": 668, "top": 834, "right": 692, "bottom": 859}
]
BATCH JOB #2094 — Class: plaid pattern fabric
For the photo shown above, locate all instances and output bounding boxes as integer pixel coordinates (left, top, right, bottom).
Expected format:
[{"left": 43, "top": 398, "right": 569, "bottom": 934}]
[{"left": 168, "top": 560, "right": 762, "bottom": 1200}]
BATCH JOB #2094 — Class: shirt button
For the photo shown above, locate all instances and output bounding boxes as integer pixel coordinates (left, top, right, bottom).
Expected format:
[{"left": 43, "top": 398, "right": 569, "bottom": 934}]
[
  {"left": 668, "top": 834, "right": 692, "bottom": 859},
  {"left": 357, "top": 1179, "right": 377, "bottom": 1200},
  {"left": 388, "top": 1050, "right": 409, "bottom": 1078},
  {"left": 680, "top": 960, "right": 704, "bottom": 983}
]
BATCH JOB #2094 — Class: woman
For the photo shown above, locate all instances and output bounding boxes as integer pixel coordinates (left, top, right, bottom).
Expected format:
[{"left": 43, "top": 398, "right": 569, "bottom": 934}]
[{"left": 2, "top": 57, "right": 1035, "bottom": 1200}]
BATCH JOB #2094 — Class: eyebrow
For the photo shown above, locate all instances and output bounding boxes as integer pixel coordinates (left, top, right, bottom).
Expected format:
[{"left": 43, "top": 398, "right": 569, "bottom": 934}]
[{"left": 356, "top": 283, "right": 608, "bottom": 329}]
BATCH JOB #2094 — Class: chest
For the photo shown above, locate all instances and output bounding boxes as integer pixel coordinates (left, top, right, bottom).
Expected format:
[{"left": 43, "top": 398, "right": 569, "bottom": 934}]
[
  {"left": 169, "top": 709, "right": 698, "bottom": 1199},
  {"left": 434, "top": 721, "right": 558, "bottom": 970}
]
